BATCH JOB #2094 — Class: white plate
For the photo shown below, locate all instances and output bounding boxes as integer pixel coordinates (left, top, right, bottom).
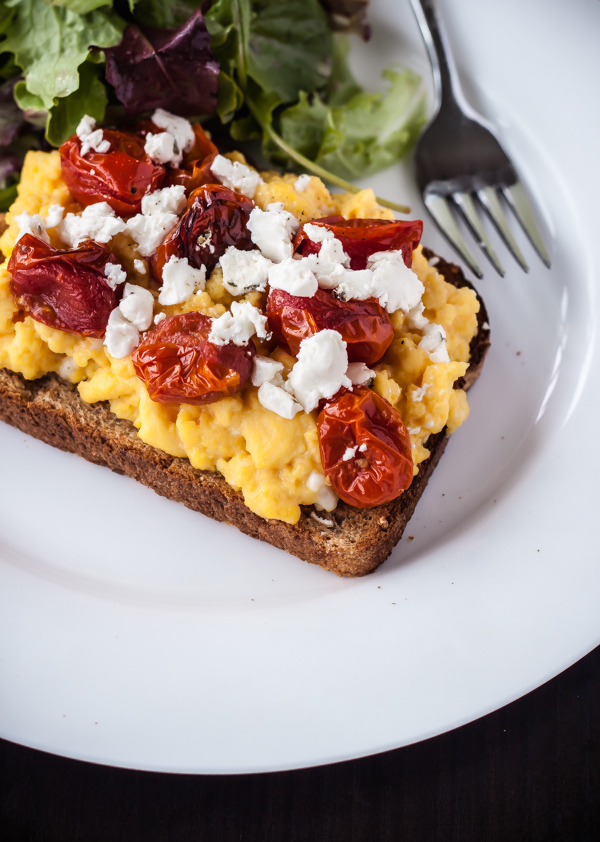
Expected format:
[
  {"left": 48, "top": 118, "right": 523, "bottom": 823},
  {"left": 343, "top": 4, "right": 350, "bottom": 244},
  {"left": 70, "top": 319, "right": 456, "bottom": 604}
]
[{"left": 1, "top": 0, "right": 599, "bottom": 774}]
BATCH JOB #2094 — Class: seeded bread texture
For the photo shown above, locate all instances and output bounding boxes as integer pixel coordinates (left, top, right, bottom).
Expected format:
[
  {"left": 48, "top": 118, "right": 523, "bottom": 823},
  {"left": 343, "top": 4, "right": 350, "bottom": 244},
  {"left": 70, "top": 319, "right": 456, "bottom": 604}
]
[{"left": 0, "top": 252, "right": 489, "bottom": 576}]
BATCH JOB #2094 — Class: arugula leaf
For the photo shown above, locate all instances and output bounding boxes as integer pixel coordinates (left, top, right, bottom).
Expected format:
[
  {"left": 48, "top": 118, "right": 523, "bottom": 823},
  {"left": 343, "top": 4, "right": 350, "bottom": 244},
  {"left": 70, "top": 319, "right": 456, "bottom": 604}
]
[
  {"left": 206, "top": 0, "right": 334, "bottom": 104},
  {"left": 46, "top": 59, "right": 107, "bottom": 146},
  {"left": 1, "top": 0, "right": 123, "bottom": 110},
  {"left": 245, "top": 0, "right": 333, "bottom": 103},
  {"left": 278, "top": 67, "right": 425, "bottom": 180},
  {"left": 103, "top": 8, "right": 219, "bottom": 116}
]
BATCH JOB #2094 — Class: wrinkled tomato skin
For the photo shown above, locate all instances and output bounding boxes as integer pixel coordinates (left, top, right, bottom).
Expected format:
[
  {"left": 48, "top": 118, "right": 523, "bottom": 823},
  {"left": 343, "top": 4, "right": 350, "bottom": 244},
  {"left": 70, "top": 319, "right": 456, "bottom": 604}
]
[
  {"left": 60, "top": 130, "right": 166, "bottom": 217},
  {"left": 317, "top": 386, "right": 414, "bottom": 508},
  {"left": 163, "top": 123, "right": 218, "bottom": 194},
  {"left": 132, "top": 311, "right": 256, "bottom": 405},
  {"left": 8, "top": 233, "right": 119, "bottom": 337},
  {"left": 266, "top": 287, "right": 394, "bottom": 366},
  {"left": 153, "top": 184, "right": 255, "bottom": 279},
  {"left": 294, "top": 217, "right": 423, "bottom": 269}
]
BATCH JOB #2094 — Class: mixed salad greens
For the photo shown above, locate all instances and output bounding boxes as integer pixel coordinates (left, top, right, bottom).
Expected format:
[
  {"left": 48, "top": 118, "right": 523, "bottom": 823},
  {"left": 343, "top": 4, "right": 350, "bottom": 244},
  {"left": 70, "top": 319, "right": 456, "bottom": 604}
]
[{"left": 0, "top": 0, "right": 425, "bottom": 211}]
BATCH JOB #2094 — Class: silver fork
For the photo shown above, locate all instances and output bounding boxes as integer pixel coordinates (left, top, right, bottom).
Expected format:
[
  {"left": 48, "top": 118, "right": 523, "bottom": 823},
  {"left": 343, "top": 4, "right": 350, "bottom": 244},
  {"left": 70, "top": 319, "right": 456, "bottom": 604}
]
[{"left": 409, "top": 0, "right": 551, "bottom": 278}]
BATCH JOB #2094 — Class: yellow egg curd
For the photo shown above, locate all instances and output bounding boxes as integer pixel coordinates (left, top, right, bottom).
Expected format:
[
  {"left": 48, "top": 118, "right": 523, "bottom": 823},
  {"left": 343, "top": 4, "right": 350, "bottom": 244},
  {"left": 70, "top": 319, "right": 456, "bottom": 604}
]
[{"left": 0, "top": 150, "right": 479, "bottom": 523}]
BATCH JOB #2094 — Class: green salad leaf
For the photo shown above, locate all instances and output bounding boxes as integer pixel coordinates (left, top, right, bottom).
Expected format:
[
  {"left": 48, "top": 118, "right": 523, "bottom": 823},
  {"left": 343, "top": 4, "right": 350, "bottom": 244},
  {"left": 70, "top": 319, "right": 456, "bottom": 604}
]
[
  {"left": 0, "top": 0, "right": 421, "bottom": 212},
  {"left": 45, "top": 58, "right": 108, "bottom": 146},
  {"left": 0, "top": 0, "right": 123, "bottom": 110},
  {"left": 278, "top": 67, "right": 426, "bottom": 180}
]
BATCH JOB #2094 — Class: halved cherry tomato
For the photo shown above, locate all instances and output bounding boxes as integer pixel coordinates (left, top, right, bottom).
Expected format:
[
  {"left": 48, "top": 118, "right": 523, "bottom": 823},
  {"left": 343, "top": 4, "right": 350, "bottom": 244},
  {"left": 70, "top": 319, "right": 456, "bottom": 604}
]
[
  {"left": 153, "top": 184, "right": 255, "bottom": 279},
  {"left": 266, "top": 287, "right": 394, "bottom": 365},
  {"left": 294, "top": 217, "right": 423, "bottom": 269},
  {"left": 317, "top": 385, "right": 413, "bottom": 507},
  {"left": 8, "top": 233, "right": 119, "bottom": 337},
  {"left": 132, "top": 311, "right": 256, "bottom": 405},
  {"left": 60, "top": 129, "right": 166, "bottom": 217}
]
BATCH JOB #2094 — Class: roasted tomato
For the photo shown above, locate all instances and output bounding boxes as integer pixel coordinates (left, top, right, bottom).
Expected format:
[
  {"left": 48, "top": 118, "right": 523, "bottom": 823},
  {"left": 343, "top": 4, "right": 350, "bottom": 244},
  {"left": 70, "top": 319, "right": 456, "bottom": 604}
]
[
  {"left": 8, "top": 234, "right": 119, "bottom": 337},
  {"left": 317, "top": 386, "right": 413, "bottom": 508},
  {"left": 294, "top": 217, "right": 423, "bottom": 269},
  {"left": 153, "top": 184, "right": 255, "bottom": 279},
  {"left": 266, "top": 287, "right": 394, "bottom": 365},
  {"left": 132, "top": 311, "right": 256, "bottom": 405},
  {"left": 60, "top": 129, "right": 166, "bottom": 217},
  {"left": 163, "top": 123, "right": 218, "bottom": 193}
]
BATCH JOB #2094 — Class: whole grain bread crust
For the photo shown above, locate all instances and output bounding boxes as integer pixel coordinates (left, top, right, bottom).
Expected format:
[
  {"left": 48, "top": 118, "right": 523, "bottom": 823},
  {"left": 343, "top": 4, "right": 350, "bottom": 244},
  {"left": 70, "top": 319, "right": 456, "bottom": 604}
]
[{"left": 0, "top": 251, "right": 490, "bottom": 576}]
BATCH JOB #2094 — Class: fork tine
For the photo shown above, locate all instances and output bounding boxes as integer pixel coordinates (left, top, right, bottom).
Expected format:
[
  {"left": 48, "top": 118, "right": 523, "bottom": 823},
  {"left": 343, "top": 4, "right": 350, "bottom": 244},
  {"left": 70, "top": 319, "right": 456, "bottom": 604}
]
[
  {"left": 502, "top": 182, "right": 551, "bottom": 268},
  {"left": 424, "top": 194, "right": 483, "bottom": 279},
  {"left": 452, "top": 192, "right": 505, "bottom": 277},
  {"left": 477, "top": 186, "right": 529, "bottom": 271}
]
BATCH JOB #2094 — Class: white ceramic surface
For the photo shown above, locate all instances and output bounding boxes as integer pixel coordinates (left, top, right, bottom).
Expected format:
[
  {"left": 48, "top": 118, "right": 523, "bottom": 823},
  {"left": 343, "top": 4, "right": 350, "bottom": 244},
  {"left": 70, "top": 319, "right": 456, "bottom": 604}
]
[{"left": 1, "top": 0, "right": 599, "bottom": 773}]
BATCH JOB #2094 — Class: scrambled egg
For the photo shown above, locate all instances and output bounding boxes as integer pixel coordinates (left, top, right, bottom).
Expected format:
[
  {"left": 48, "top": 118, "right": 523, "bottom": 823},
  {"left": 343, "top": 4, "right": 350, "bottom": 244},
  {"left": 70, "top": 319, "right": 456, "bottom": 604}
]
[{"left": 0, "top": 151, "right": 479, "bottom": 524}]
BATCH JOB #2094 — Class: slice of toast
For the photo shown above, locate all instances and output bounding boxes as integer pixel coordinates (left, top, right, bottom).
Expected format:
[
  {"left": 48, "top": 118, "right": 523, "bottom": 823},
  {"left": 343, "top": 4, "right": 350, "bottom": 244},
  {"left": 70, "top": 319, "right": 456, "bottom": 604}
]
[{"left": 0, "top": 250, "right": 489, "bottom": 576}]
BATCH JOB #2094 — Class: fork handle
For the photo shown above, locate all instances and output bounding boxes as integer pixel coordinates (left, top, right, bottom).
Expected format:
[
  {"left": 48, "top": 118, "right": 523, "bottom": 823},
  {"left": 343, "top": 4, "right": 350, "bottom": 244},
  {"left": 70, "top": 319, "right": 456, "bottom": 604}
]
[{"left": 409, "top": 0, "right": 463, "bottom": 110}]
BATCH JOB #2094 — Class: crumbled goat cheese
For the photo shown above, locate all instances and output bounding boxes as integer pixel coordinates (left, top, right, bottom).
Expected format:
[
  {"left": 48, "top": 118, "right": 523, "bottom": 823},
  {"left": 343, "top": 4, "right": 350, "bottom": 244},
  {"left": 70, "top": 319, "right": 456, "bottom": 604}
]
[
  {"left": 302, "top": 223, "right": 334, "bottom": 244},
  {"left": 247, "top": 202, "right": 299, "bottom": 263},
  {"left": 58, "top": 357, "right": 79, "bottom": 381},
  {"left": 15, "top": 204, "right": 64, "bottom": 244},
  {"left": 126, "top": 185, "right": 186, "bottom": 257},
  {"left": 411, "top": 383, "right": 430, "bottom": 402},
  {"left": 367, "top": 250, "right": 425, "bottom": 313},
  {"left": 251, "top": 355, "right": 284, "bottom": 387},
  {"left": 76, "top": 115, "right": 110, "bottom": 156},
  {"left": 294, "top": 174, "right": 312, "bottom": 193},
  {"left": 408, "top": 300, "right": 429, "bottom": 329},
  {"left": 268, "top": 256, "right": 318, "bottom": 297},
  {"left": 76, "top": 115, "right": 96, "bottom": 140},
  {"left": 333, "top": 268, "right": 378, "bottom": 301},
  {"left": 257, "top": 381, "right": 302, "bottom": 419},
  {"left": 219, "top": 247, "right": 272, "bottom": 295},
  {"left": 359, "top": 443, "right": 367, "bottom": 452},
  {"left": 307, "top": 470, "right": 338, "bottom": 511},
  {"left": 104, "top": 308, "right": 140, "bottom": 359},
  {"left": 301, "top": 223, "right": 350, "bottom": 274},
  {"left": 118, "top": 283, "right": 154, "bottom": 331},
  {"left": 158, "top": 256, "right": 206, "bottom": 305},
  {"left": 151, "top": 109, "right": 195, "bottom": 157},
  {"left": 134, "top": 259, "right": 147, "bottom": 274},
  {"left": 142, "top": 185, "right": 187, "bottom": 217},
  {"left": 286, "top": 330, "right": 350, "bottom": 413},
  {"left": 58, "top": 203, "right": 127, "bottom": 248},
  {"left": 208, "top": 300, "right": 269, "bottom": 346},
  {"left": 45, "top": 204, "right": 64, "bottom": 229},
  {"left": 104, "top": 262, "right": 127, "bottom": 290},
  {"left": 346, "top": 362, "right": 375, "bottom": 386},
  {"left": 15, "top": 211, "right": 49, "bottom": 243},
  {"left": 144, "top": 132, "right": 180, "bottom": 166},
  {"left": 418, "top": 323, "right": 450, "bottom": 363},
  {"left": 303, "top": 253, "right": 346, "bottom": 290},
  {"left": 154, "top": 312, "right": 167, "bottom": 325},
  {"left": 342, "top": 446, "right": 357, "bottom": 461},
  {"left": 318, "top": 236, "right": 350, "bottom": 267},
  {"left": 211, "top": 154, "right": 263, "bottom": 199}
]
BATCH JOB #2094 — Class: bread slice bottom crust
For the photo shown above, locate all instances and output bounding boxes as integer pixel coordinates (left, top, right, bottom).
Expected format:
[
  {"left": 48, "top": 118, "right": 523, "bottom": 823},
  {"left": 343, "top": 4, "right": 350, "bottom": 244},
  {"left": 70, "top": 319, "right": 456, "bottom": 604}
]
[{"left": 0, "top": 252, "right": 490, "bottom": 576}]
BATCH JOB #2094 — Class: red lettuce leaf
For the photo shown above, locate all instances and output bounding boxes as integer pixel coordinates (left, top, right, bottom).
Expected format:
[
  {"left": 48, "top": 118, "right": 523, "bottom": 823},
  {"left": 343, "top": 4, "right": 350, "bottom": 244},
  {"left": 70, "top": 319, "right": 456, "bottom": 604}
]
[{"left": 103, "top": 9, "right": 219, "bottom": 117}]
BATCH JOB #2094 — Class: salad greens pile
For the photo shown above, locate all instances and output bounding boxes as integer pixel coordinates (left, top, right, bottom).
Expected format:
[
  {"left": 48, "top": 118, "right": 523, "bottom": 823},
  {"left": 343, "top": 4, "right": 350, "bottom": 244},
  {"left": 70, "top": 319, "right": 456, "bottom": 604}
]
[{"left": 0, "top": 0, "right": 426, "bottom": 211}]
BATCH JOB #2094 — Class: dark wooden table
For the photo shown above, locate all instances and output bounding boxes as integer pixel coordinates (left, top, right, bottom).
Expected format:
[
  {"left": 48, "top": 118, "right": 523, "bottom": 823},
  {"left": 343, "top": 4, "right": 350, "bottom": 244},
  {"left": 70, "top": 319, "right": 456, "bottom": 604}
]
[{"left": 1, "top": 644, "right": 599, "bottom": 842}]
